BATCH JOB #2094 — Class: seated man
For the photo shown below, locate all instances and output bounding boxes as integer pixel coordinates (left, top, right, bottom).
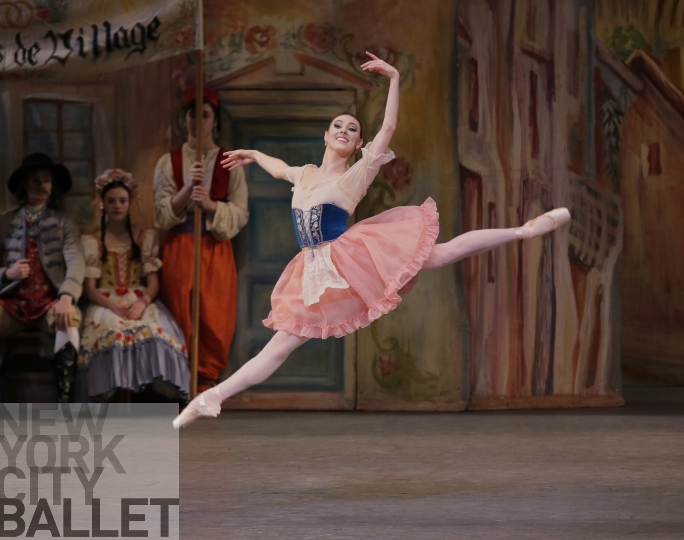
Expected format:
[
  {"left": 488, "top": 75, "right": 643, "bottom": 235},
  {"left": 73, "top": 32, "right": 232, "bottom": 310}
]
[{"left": 0, "top": 153, "right": 85, "bottom": 403}]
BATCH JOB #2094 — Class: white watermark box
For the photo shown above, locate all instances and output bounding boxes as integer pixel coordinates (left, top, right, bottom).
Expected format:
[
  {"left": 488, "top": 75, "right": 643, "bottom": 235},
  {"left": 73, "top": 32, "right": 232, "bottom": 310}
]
[{"left": 0, "top": 403, "right": 179, "bottom": 539}]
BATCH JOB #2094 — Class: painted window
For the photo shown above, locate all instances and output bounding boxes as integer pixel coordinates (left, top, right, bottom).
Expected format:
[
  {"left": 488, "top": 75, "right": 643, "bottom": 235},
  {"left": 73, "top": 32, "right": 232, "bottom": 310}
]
[
  {"left": 487, "top": 202, "right": 496, "bottom": 284},
  {"left": 529, "top": 70, "right": 540, "bottom": 159},
  {"left": 663, "top": 48, "right": 683, "bottom": 92},
  {"left": 24, "top": 100, "right": 95, "bottom": 195},
  {"left": 647, "top": 142, "right": 662, "bottom": 176},
  {"left": 525, "top": 1, "right": 538, "bottom": 43},
  {"left": 567, "top": 30, "right": 580, "bottom": 97},
  {"left": 468, "top": 58, "right": 479, "bottom": 133}
]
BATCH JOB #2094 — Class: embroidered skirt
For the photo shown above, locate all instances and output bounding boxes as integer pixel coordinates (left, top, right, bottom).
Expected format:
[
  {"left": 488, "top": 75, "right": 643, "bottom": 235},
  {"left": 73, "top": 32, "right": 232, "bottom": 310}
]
[
  {"left": 263, "top": 198, "right": 439, "bottom": 339},
  {"left": 78, "top": 290, "right": 190, "bottom": 402}
]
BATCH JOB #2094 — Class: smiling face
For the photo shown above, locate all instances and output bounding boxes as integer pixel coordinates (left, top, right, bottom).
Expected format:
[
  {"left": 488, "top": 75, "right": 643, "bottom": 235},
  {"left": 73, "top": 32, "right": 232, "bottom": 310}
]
[
  {"left": 325, "top": 114, "right": 363, "bottom": 156},
  {"left": 26, "top": 168, "right": 53, "bottom": 207},
  {"left": 103, "top": 186, "right": 131, "bottom": 223}
]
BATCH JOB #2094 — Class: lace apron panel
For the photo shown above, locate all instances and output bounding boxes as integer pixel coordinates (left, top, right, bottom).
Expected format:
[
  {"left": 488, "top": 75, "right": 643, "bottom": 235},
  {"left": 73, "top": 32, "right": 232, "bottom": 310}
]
[{"left": 302, "top": 243, "right": 349, "bottom": 306}]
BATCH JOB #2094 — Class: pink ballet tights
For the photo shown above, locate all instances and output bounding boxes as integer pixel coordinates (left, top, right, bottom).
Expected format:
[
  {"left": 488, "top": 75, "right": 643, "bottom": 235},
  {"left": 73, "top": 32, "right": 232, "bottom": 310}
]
[
  {"left": 198, "top": 331, "right": 308, "bottom": 408},
  {"left": 423, "top": 211, "right": 560, "bottom": 269},
  {"left": 423, "top": 227, "right": 517, "bottom": 269},
  {"left": 194, "top": 211, "right": 561, "bottom": 409}
]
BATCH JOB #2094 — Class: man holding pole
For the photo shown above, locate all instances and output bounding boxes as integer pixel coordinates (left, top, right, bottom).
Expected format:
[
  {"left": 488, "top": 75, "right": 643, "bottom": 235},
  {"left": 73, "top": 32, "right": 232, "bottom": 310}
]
[{"left": 153, "top": 88, "right": 248, "bottom": 394}]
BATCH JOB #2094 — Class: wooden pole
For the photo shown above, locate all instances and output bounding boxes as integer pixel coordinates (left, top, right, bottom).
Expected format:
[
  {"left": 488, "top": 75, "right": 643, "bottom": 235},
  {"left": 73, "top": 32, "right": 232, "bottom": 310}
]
[{"left": 190, "top": 0, "right": 204, "bottom": 399}]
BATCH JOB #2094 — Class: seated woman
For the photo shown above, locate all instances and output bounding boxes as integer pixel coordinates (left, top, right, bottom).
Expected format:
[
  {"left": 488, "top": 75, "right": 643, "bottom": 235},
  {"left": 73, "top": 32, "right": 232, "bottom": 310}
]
[{"left": 78, "top": 169, "right": 190, "bottom": 403}]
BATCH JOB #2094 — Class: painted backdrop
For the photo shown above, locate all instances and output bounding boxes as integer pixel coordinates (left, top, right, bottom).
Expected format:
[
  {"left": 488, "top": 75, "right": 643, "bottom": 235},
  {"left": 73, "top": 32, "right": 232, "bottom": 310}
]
[{"left": 4, "top": 0, "right": 681, "bottom": 407}]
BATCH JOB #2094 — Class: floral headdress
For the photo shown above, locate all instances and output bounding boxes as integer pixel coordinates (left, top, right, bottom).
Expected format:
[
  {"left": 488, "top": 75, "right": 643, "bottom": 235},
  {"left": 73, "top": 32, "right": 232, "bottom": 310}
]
[
  {"left": 92, "top": 169, "right": 139, "bottom": 220},
  {"left": 94, "top": 169, "right": 137, "bottom": 195}
]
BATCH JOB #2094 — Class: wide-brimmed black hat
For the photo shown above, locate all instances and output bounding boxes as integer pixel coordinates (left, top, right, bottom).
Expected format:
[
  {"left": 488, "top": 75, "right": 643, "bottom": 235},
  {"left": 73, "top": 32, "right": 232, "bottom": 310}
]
[{"left": 8, "top": 153, "right": 72, "bottom": 195}]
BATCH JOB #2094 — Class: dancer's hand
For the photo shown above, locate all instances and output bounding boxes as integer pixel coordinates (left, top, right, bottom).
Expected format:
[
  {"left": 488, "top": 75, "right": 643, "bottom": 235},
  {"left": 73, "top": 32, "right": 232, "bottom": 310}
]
[
  {"left": 221, "top": 150, "right": 255, "bottom": 170},
  {"left": 361, "top": 52, "right": 399, "bottom": 80},
  {"left": 5, "top": 259, "right": 30, "bottom": 281},
  {"left": 52, "top": 295, "right": 73, "bottom": 331},
  {"left": 126, "top": 301, "right": 146, "bottom": 321},
  {"left": 190, "top": 161, "right": 205, "bottom": 184},
  {"left": 191, "top": 185, "right": 217, "bottom": 214}
]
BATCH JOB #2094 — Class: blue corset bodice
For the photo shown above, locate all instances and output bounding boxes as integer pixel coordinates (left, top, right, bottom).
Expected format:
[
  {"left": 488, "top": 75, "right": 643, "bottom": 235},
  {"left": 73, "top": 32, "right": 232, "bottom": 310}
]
[{"left": 292, "top": 204, "right": 349, "bottom": 248}]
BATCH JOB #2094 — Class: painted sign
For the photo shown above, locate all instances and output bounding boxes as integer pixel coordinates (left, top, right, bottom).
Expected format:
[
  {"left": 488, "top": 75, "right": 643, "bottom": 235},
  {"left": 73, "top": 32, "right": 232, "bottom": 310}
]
[{"left": 0, "top": 0, "right": 197, "bottom": 78}]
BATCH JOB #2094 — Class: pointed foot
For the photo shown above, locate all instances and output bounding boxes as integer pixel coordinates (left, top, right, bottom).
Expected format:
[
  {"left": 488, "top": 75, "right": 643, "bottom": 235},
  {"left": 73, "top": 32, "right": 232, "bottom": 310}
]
[
  {"left": 516, "top": 207, "right": 571, "bottom": 240},
  {"left": 172, "top": 389, "right": 222, "bottom": 430}
]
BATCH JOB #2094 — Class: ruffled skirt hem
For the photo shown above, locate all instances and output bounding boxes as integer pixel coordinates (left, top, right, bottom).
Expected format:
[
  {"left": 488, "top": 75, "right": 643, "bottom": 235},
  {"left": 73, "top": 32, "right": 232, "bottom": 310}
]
[{"left": 263, "top": 197, "right": 439, "bottom": 339}]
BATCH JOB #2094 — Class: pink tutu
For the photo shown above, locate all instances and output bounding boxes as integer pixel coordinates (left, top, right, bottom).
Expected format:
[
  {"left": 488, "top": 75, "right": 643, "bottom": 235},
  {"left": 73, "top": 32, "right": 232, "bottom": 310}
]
[{"left": 263, "top": 197, "right": 440, "bottom": 339}]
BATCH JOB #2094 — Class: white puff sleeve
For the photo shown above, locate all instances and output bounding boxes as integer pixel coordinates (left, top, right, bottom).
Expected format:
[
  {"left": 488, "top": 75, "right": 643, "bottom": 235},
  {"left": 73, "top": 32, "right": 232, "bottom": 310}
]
[
  {"left": 337, "top": 142, "right": 395, "bottom": 209},
  {"left": 81, "top": 235, "right": 101, "bottom": 279},
  {"left": 140, "top": 229, "right": 163, "bottom": 275},
  {"left": 153, "top": 153, "right": 185, "bottom": 231},
  {"left": 285, "top": 166, "right": 305, "bottom": 184}
]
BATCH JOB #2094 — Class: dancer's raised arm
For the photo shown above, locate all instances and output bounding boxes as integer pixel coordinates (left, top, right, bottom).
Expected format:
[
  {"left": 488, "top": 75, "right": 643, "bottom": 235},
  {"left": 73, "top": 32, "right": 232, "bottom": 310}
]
[
  {"left": 221, "top": 149, "right": 290, "bottom": 181},
  {"left": 362, "top": 52, "right": 400, "bottom": 158}
]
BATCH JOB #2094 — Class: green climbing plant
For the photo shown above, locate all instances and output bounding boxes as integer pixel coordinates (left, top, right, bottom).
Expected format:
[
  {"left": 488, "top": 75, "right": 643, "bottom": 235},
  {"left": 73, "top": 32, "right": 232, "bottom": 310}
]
[{"left": 608, "top": 25, "right": 652, "bottom": 62}]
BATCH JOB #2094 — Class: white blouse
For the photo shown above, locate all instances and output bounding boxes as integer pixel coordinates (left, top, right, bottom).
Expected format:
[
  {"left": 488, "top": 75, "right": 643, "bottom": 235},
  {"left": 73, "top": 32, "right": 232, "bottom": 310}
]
[
  {"left": 285, "top": 142, "right": 395, "bottom": 214},
  {"left": 284, "top": 142, "right": 395, "bottom": 306}
]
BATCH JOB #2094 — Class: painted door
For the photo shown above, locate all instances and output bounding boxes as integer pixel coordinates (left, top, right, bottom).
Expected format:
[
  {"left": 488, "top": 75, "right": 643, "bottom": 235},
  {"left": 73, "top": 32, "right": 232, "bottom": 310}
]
[{"left": 226, "top": 119, "right": 350, "bottom": 408}]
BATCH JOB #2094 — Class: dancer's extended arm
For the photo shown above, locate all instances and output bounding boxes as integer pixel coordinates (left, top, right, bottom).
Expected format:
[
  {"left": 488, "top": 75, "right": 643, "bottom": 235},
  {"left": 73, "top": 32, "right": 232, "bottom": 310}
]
[
  {"left": 221, "top": 149, "right": 290, "bottom": 181},
  {"left": 362, "top": 52, "right": 400, "bottom": 157}
]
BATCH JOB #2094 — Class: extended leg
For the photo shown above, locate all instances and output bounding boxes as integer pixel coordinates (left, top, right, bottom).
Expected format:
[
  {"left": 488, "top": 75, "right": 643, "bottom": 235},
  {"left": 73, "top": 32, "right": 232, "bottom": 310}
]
[
  {"left": 173, "top": 330, "right": 308, "bottom": 429},
  {"left": 423, "top": 228, "right": 517, "bottom": 269},
  {"left": 423, "top": 208, "right": 569, "bottom": 270}
]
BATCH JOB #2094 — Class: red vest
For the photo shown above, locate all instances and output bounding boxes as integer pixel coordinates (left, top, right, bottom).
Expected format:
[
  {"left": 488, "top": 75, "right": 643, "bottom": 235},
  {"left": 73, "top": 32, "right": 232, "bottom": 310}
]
[{"left": 170, "top": 146, "right": 230, "bottom": 201}]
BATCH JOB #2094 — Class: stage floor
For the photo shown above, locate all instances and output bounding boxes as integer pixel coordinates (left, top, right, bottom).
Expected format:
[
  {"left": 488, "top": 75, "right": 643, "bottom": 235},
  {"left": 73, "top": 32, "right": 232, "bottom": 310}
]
[{"left": 179, "top": 392, "right": 684, "bottom": 539}]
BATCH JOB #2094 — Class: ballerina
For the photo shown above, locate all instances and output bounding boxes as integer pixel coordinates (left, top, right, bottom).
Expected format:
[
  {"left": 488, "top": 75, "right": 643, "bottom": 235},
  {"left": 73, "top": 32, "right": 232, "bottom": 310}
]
[{"left": 172, "top": 52, "right": 570, "bottom": 429}]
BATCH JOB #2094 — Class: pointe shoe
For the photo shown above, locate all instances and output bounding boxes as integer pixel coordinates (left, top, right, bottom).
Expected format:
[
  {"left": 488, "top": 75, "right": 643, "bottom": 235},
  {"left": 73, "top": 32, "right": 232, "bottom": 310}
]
[
  {"left": 515, "top": 208, "right": 571, "bottom": 240},
  {"left": 172, "top": 388, "right": 222, "bottom": 430}
]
